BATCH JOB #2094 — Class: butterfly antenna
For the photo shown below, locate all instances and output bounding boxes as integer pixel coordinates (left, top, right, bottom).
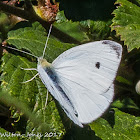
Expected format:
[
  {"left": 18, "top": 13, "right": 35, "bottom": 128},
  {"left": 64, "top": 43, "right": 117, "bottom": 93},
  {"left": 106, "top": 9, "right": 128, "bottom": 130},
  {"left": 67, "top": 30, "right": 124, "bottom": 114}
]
[
  {"left": 4, "top": 45, "right": 38, "bottom": 59},
  {"left": 42, "top": 24, "right": 53, "bottom": 58}
]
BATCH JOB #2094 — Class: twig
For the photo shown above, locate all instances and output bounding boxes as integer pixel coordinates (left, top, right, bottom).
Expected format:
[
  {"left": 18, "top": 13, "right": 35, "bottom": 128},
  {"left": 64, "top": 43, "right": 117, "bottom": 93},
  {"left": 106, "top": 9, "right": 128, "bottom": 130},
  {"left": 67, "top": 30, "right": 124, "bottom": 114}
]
[
  {"left": 0, "top": 2, "right": 31, "bottom": 20},
  {"left": 24, "top": 0, "right": 33, "bottom": 10},
  {"left": 0, "top": 2, "right": 80, "bottom": 44}
]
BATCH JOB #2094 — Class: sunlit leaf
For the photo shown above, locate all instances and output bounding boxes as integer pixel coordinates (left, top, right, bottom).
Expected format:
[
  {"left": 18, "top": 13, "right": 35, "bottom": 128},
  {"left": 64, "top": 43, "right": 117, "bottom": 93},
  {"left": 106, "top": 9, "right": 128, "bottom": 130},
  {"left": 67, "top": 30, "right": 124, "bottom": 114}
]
[
  {"left": 7, "top": 21, "right": 74, "bottom": 62},
  {"left": 111, "top": 0, "right": 140, "bottom": 51},
  {"left": 90, "top": 108, "right": 140, "bottom": 140},
  {"left": 0, "top": 127, "right": 18, "bottom": 140},
  {"left": 0, "top": 53, "right": 65, "bottom": 139}
]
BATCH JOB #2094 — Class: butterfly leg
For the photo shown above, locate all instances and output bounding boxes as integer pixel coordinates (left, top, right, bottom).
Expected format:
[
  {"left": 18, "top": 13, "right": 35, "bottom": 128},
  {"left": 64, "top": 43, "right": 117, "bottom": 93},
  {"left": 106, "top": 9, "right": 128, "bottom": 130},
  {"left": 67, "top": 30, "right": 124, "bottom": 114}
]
[
  {"left": 44, "top": 90, "right": 49, "bottom": 110},
  {"left": 20, "top": 67, "right": 38, "bottom": 71},
  {"left": 21, "top": 73, "right": 39, "bottom": 83}
]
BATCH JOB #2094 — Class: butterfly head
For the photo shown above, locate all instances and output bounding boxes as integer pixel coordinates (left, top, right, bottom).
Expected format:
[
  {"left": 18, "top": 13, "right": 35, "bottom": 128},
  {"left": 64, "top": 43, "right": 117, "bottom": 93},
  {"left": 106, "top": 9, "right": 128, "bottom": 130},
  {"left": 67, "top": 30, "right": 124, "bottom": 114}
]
[{"left": 38, "top": 57, "right": 51, "bottom": 68}]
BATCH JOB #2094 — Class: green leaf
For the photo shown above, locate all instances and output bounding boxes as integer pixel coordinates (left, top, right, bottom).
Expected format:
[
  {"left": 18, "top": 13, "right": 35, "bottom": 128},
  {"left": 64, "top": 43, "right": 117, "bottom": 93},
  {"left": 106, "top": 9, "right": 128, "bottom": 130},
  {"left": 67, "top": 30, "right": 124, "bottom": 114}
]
[
  {"left": 0, "top": 12, "right": 10, "bottom": 37},
  {"left": 54, "top": 21, "right": 89, "bottom": 43},
  {"left": 111, "top": 0, "right": 140, "bottom": 51},
  {"left": 0, "top": 53, "right": 65, "bottom": 139},
  {"left": 0, "top": 127, "right": 18, "bottom": 140},
  {"left": 90, "top": 108, "right": 140, "bottom": 140},
  {"left": 0, "top": 54, "right": 37, "bottom": 107},
  {"left": 112, "top": 98, "right": 139, "bottom": 110},
  {"left": 116, "top": 76, "right": 133, "bottom": 86},
  {"left": 56, "top": 11, "right": 112, "bottom": 42},
  {"left": 0, "top": 32, "right": 2, "bottom": 44},
  {"left": 0, "top": 12, "right": 8, "bottom": 25},
  {"left": 80, "top": 19, "right": 112, "bottom": 40},
  {"left": 7, "top": 21, "right": 74, "bottom": 62},
  {"left": 136, "top": 0, "right": 140, "bottom": 5},
  {"left": 56, "top": 11, "right": 68, "bottom": 23}
]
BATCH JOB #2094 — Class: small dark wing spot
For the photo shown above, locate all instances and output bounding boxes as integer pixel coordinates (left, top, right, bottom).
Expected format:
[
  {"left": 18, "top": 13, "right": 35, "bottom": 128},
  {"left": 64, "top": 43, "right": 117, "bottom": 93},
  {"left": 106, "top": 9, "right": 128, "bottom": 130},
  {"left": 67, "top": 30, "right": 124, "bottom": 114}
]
[
  {"left": 95, "top": 62, "right": 100, "bottom": 69},
  {"left": 102, "top": 40, "right": 122, "bottom": 58}
]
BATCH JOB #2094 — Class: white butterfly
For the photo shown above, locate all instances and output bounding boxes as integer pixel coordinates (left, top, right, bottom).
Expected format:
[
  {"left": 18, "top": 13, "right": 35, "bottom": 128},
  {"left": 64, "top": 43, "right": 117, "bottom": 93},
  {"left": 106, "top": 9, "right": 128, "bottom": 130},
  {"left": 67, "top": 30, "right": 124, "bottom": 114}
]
[
  {"left": 37, "top": 40, "right": 122, "bottom": 127},
  {"left": 6, "top": 26, "right": 122, "bottom": 127}
]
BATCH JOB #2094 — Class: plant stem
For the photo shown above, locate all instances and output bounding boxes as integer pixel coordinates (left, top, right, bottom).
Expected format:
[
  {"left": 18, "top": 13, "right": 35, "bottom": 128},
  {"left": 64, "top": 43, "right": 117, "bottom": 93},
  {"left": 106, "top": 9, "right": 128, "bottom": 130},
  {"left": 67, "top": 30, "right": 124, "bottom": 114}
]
[
  {"left": 24, "top": 0, "right": 33, "bottom": 10},
  {"left": 0, "top": 2, "right": 80, "bottom": 44}
]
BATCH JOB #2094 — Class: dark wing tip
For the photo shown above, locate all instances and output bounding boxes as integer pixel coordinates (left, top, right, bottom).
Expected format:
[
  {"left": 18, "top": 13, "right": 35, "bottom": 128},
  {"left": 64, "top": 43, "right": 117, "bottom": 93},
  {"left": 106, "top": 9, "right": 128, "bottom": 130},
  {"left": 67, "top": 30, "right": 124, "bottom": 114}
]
[{"left": 102, "top": 40, "right": 122, "bottom": 59}]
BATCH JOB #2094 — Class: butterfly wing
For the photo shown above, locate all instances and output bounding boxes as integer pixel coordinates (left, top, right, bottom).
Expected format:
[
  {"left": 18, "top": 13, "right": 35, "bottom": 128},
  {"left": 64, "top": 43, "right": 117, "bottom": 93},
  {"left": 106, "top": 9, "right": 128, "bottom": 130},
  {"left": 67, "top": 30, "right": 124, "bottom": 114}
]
[
  {"left": 51, "top": 40, "right": 122, "bottom": 124},
  {"left": 37, "top": 64, "right": 83, "bottom": 127}
]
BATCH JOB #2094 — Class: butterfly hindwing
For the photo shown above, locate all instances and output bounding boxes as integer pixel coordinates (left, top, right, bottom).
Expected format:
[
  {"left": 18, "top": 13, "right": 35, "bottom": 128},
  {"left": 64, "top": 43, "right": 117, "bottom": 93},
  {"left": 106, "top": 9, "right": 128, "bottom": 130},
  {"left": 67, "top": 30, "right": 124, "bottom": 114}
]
[{"left": 37, "top": 64, "right": 83, "bottom": 127}]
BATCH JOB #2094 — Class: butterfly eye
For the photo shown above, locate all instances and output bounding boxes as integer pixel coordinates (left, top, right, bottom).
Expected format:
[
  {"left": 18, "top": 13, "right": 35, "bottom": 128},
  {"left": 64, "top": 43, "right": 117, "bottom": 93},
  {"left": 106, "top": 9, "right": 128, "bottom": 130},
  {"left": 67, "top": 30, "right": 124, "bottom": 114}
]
[{"left": 95, "top": 62, "right": 100, "bottom": 69}]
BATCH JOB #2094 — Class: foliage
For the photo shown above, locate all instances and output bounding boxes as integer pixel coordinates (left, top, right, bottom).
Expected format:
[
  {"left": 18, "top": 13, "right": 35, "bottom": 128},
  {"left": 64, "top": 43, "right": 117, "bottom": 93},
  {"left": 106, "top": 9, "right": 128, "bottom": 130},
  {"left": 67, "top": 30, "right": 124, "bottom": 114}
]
[
  {"left": 0, "top": 127, "right": 18, "bottom": 140},
  {"left": 111, "top": 0, "right": 140, "bottom": 51},
  {"left": 0, "top": 0, "right": 140, "bottom": 140},
  {"left": 90, "top": 108, "right": 140, "bottom": 140}
]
